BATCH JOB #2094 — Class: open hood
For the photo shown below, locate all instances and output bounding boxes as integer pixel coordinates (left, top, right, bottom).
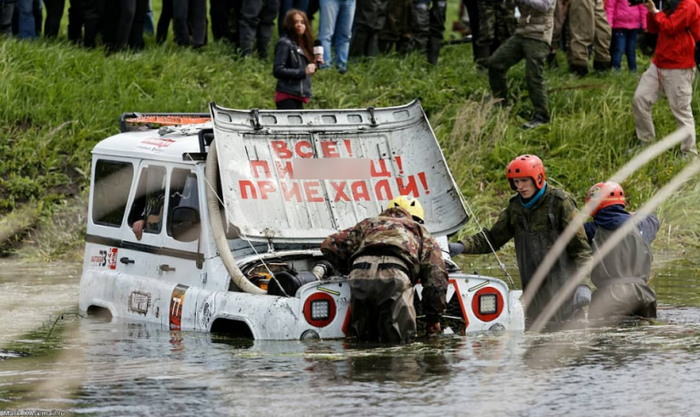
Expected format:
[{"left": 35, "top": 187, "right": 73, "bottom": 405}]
[{"left": 209, "top": 100, "right": 468, "bottom": 244}]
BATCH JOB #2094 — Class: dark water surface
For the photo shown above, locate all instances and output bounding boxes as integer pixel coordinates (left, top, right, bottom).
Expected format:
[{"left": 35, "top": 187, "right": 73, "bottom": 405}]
[{"left": 1, "top": 256, "right": 699, "bottom": 417}]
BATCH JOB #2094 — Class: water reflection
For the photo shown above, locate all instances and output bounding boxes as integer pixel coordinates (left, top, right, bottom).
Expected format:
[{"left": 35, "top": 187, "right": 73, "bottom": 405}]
[{"left": 0, "top": 258, "right": 699, "bottom": 416}]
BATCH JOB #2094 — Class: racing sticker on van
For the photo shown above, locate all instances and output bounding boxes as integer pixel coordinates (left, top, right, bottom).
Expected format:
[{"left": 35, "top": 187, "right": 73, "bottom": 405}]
[
  {"left": 169, "top": 284, "right": 189, "bottom": 330},
  {"left": 137, "top": 137, "right": 176, "bottom": 154},
  {"left": 129, "top": 291, "right": 151, "bottom": 316},
  {"left": 237, "top": 140, "right": 432, "bottom": 203},
  {"left": 90, "top": 247, "right": 118, "bottom": 269}
]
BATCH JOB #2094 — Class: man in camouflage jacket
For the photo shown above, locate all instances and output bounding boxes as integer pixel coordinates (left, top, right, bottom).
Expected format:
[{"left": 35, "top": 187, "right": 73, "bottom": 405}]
[
  {"left": 321, "top": 197, "right": 448, "bottom": 343},
  {"left": 450, "top": 155, "right": 592, "bottom": 328}
]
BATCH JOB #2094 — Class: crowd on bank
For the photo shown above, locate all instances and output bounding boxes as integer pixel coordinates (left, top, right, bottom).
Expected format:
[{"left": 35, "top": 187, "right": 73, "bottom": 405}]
[{"left": 2, "top": 0, "right": 698, "bottom": 152}]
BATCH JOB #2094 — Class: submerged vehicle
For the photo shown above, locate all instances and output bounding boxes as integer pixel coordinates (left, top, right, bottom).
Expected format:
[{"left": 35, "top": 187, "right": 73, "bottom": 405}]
[{"left": 79, "top": 101, "right": 525, "bottom": 340}]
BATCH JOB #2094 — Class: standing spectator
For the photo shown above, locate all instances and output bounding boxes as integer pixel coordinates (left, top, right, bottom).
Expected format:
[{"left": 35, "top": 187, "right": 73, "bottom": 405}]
[
  {"left": 411, "top": 0, "right": 447, "bottom": 64},
  {"left": 44, "top": 0, "right": 65, "bottom": 38},
  {"left": 482, "top": 0, "right": 556, "bottom": 129},
  {"left": 378, "top": 0, "right": 411, "bottom": 54},
  {"left": 156, "top": 0, "right": 173, "bottom": 44},
  {"left": 79, "top": 0, "right": 106, "bottom": 47},
  {"left": 173, "top": 0, "right": 207, "bottom": 47},
  {"left": 632, "top": 0, "right": 700, "bottom": 157},
  {"left": 211, "top": 0, "right": 242, "bottom": 44},
  {"left": 273, "top": 10, "right": 320, "bottom": 109},
  {"left": 14, "top": 0, "right": 38, "bottom": 38},
  {"left": 473, "top": 0, "right": 516, "bottom": 68},
  {"left": 548, "top": 0, "right": 571, "bottom": 68},
  {"left": 349, "top": 0, "right": 388, "bottom": 57},
  {"left": 462, "top": 0, "right": 479, "bottom": 59},
  {"left": 319, "top": 0, "right": 356, "bottom": 72},
  {"left": 239, "top": 0, "right": 279, "bottom": 57},
  {"left": 278, "top": 0, "right": 308, "bottom": 35},
  {"left": 103, "top": 0, "right": 148, "bottom": 51},
  {"left": 605, "top": 0, "right": 647, "bottom": 71},
  {"left": 0, "top": 0, "right": 15, "bottom": 36},
  {"left": 567, "top": 0, "right": 612, "bottom": 76}
]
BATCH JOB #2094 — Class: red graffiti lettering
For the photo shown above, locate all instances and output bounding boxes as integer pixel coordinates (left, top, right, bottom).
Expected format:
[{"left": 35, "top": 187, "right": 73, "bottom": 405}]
[
  {"left": 330, "top": 181, "right": 350, "bottom": 202},
  {"left": 351, "top": 181, "right": 370, "bottom": 201},
  {"left": 344, "top": 140, "right": 353, "bottom": 158},
  {"left": 258, "top": 180, "right": 276, "bottom": 200},
  {"left": 395, "top": 156, "right": 404, "bottom": 175},
  {"left": 271, "top": 141, "right": 293, "bottom": 158},
  {"left": 295, "top": 141, "right": 313, "bottom": 158},
  {"left": 281, "top": 182, "right": 302, "bottom": 202},
  {"left": 250, "top": 161, "right": 271, "bottom": 178},
  {"left": 418, "top": 172, "right": 430, "bottom": 194},
  {"left": 371, "top": 160, "right": 392, "bottom": 177},
  {"left": 374, "top": 179, "right": 394, "bottom": 200},
  {"left": 240, "top": 180, "right": 257, "bottom": 199},
  {"left": 275, "top": 161, "right": 294, "bottom": 179},
  {"left": 321, "top": 141, "right": 340, "bottom": 158},
  {"left": 304, "top": 181, "right": 324, "bottom": 202},
  {"left": 397, "top": 175, "right": 419, "bottom": 197}
]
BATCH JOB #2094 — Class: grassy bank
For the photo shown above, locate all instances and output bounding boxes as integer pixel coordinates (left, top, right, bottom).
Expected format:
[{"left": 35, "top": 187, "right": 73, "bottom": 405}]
[{"left": 1, "top": 26, "right": 699, "bottom": 258}]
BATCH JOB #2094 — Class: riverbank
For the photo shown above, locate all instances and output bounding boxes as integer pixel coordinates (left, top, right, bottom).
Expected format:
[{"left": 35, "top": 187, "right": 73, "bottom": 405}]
[{"left": 1, "top": 35, "right": 699, "bottom": 260}]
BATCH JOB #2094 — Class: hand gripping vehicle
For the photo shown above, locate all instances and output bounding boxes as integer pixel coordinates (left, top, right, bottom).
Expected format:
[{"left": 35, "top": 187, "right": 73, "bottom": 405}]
[{"left": 79, "top": 101, "right": 525, "bottom": 339}]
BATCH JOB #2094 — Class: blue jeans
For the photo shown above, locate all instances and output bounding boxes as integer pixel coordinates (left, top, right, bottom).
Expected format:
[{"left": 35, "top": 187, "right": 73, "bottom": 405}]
[
  {"left": 16, "top": 0, "right": 36, "bottom": 39},
  {"left": 611, "top": 28, "right": 638, "bottom": 72},
  {"left": 319, "top": 0, "right": 355, "bottom": 72}
]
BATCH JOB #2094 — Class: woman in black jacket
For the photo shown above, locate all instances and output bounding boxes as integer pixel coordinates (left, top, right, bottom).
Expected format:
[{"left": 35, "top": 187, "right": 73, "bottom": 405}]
[{"left": 273, "top": 10, "right": 321, "bottom": 109}]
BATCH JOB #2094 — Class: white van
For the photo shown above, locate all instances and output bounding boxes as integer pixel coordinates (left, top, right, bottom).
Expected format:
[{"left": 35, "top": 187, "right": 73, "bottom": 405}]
[{"left": 79, "top": 101, "right": 524, "bottom": 340}]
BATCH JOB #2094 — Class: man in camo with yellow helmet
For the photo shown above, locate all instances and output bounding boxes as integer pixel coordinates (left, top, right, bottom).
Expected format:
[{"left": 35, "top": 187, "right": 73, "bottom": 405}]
[{"left": 321, "top": 195, "right": 448, "bottom": 343}]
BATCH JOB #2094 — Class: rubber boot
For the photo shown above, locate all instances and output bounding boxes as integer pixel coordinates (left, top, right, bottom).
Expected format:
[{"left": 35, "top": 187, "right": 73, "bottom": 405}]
[
  {"left": 350, "top": 28, "right": 370, "bottom": 57},
  {"left": 474, "top": 44, "right": 491, "bottom": 71},
  {"left": 546, "top": 52, "right": 558, "bottom": 69},
  {"left": 569, "top": 63, "right": 588, "bottom": 77},
  {"left": 593, "top": 59, "right": 612, "bottom": 72},
  {"left": 427, "top": 36, "right": 442, "bottom": 65}
]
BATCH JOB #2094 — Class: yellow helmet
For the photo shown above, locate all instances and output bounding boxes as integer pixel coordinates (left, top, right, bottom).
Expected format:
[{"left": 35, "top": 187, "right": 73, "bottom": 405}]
[{"left": 387, "top": 195, "right": 425, "bottom": 223}]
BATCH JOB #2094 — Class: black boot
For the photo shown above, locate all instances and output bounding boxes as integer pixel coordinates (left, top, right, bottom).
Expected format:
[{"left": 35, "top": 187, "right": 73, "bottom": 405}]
[
  {"left": 593, "top": 60, "right": 612, "bottom": 72},
  {"left": 427, "top": 37, "right": 442, "bottom": 65},
  {"left": 474, "top": 44, "right": 491, "bottom": 71},
  {"left": 546, "top": 52, "right": 558, "bottom": 69},
  {"left": 569, "top": 63, "right": 589, "bottom": 77}
]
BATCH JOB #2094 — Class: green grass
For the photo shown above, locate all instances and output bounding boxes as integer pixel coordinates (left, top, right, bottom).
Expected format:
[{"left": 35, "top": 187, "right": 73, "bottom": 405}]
[{"left": 0, "top": 8, "right": 699, "bottom": 257}]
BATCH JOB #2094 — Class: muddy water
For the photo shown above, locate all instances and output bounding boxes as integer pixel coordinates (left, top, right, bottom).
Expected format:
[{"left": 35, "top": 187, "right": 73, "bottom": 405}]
[{"left": 1, "top": 256, "right": 699, "bottom": 417}]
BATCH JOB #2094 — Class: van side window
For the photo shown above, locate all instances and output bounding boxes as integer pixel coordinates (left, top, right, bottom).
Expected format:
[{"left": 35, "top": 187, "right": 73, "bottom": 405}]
[
  {"left": 168, "top": 169, "right": 200, "bottom": 238},
  {"left": 128, "top": 166, "right": 166, "bottom": 237},
  {"left": 92, "top": 160, "right": 134, "bottom": 227}
]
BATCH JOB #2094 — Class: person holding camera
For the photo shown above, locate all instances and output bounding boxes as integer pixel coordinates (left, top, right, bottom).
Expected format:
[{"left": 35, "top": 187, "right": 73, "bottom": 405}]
[
  {"left": 631, "top": 0, "right": 700, "bottom": 157},
  {"left": 273, "top": 9, "right": 322, "bottom": 109}
]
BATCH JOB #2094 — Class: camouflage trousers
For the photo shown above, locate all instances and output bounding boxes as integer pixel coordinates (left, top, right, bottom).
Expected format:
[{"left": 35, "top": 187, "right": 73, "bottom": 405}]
[
  {"left": 379, "top": 0, "right": 412, "bottom": 53},
  {"left": 487, "top": 35, "right": 550, "bottom": 120},
  {"left": 348, "top": 255, "right": 416, "bottom": 343},
  {"left": 475, "top": 1, "right": 516, "bottom": 52}
]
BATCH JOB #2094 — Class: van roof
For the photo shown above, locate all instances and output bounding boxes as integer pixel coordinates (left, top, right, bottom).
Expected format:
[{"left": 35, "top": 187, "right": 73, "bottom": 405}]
[{"left": 91, "top": 128, "right": 203, "bottom": 164}]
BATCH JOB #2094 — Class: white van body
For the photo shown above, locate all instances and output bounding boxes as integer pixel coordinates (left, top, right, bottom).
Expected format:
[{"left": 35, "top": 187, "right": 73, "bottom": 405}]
[{"left": 79, "top": 101, "right": 524, "bottom": 340}]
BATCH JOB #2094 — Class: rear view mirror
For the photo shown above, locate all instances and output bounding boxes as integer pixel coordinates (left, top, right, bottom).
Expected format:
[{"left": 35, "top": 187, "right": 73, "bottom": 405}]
[{"left": 170, "top": 206, "right": 201, "bottom": 242}]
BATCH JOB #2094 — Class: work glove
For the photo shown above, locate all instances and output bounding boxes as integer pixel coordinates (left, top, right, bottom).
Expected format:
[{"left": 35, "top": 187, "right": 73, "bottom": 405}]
[
  {"left": 448, "top": 242, "right": 465, "bottom": 256},
  {"left": 572, "top": 285, "right": 591, "bottom": 310}
]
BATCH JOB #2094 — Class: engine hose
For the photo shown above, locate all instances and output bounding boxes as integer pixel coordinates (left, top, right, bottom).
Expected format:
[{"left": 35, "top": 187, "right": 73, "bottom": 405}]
[{"left": 205, "top": 140, "right": 266, "bottom": 295}]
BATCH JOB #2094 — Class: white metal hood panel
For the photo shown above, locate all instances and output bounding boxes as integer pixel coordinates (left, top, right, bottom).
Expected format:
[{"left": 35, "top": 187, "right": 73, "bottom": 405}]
[{"left": 210, "top": 101, "right": 468, "bottom": 243}]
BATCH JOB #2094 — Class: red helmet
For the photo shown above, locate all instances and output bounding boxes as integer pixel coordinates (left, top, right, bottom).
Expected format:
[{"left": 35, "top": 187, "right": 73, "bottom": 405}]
[
  {"left": 586, "top": 182, "right": 625, "bottom": 216},
  {"left": 506, "top": 155, "right": 546, "bottom": 190}
]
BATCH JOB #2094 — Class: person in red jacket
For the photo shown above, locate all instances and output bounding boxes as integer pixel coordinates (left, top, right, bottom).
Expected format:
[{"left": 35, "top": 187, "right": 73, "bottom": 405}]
[{"left": 631, "top": 0, "right": 700, "bottom": 157}]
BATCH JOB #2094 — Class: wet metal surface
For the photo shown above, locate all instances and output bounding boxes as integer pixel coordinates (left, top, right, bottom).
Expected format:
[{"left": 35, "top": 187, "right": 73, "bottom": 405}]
[{"left": 1, "top": 257, "right": 699, "bottom": 416}]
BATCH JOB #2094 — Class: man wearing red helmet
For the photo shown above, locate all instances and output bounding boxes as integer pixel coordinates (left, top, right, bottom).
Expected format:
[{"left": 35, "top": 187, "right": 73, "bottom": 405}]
[
  {"left": 584, "top": 182, "right": 659, "bottom": 321},
  {"left": 449, "top": 154, "right": 593, "bottom": 328}
]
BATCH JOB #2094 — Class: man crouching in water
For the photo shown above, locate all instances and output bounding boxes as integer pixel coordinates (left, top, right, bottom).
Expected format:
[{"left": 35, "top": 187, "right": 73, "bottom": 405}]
[
  {"left": 321, "top": 196, "right": 448, "bottom": 343},
  {"left": 585, "top": 182, "right": 659, "bottom": 323}
]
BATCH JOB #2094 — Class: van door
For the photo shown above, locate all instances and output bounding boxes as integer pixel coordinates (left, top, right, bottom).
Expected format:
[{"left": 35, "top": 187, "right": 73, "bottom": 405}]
[
  {"left": 122, "top": 163, "right": 167, "bottom": 281},
  {"left": 160, "top": 167, "right": 206, "bottom": 289}
]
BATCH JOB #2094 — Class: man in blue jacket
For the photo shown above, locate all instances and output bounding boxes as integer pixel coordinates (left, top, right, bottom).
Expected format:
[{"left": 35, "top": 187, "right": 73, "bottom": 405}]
[{"left": 584, "top": 182, "right": 659, "bottom": 322}]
